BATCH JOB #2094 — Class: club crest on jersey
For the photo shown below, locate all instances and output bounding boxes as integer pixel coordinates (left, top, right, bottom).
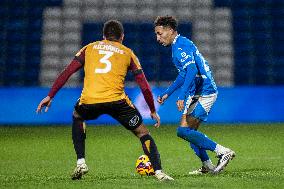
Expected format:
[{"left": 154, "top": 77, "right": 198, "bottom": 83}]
[{"left": 129, "top": 115, "right": 139, "bottom": 127}]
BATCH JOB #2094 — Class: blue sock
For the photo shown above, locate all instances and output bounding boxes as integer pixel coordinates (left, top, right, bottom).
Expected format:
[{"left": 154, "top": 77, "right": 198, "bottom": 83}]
[
  {"left": 190, "top": 143, "right": 209, "bottom": 162},
  {"left": 177, "top": 126, "right": 217, "bottom": 151}
]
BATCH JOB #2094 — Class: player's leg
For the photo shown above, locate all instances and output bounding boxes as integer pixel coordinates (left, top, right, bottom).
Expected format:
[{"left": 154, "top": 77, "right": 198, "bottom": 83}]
[
  {"left": 178, "top": 116, "right": 235, "bottom": 174},
  {"left": 71, "top": 109, "right": 88, "bottom": 180},
  {"left": 181, "top": 97, "right": 214, "bottom": 168},
  {"left": 177, "top": 94, "right": 235, "bottom": 173},
  {"left": 187, "top": 117, "right": 210, "bottom": 165},
  {"left": 72, "top": 110, "right": 86, "bottom": 162},
  {"left": 132, "top": 124, "right": 173, "bottom": 181},
  {"left": 109, "top": 99, "right": 173, "bottom": 181},
  {"left": 179, "top": 114, "right": 215, "bottom": 174},
  {"left": 181, "top": 115, "right": 208, "bottom": 163},
  {"left": 186, "top": 116, "right": 215, "bottom": 174},
  {"left": 177, "top": 95, "right": 217, "bottom": 151},
  {"left": 71, "top": 102, "right": 101, "bottom": 180},
  {"left": 132, "top": 124, "right": 161, "bottom": 172}
]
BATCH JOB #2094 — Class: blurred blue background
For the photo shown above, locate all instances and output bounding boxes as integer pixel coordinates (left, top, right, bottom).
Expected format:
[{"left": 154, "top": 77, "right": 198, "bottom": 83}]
[
  {"left": 0, "top": 0, "right": 283, "bottom": 124},
  {"left": 1, "top": 87, "right": 284, "bottom": 124}
]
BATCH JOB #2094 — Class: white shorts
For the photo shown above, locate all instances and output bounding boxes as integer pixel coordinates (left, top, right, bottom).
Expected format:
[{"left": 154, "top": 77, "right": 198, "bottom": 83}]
[{"left": 183, "top": 93, "right": 217, "bottom": 121}]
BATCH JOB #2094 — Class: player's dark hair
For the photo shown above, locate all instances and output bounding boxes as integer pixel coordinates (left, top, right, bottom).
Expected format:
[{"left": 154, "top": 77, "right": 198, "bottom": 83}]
[
  {"left": 103, "top": 20, "right": 124, "bottom": 41},
  {"left": 154, "top": 16, "right": 178, "bottom": 31}
]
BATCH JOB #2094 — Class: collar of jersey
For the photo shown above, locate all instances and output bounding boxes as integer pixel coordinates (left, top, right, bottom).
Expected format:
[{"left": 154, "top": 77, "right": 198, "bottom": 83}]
[{"left": 172, "top": 34, "right": 180, "bottom": 45}]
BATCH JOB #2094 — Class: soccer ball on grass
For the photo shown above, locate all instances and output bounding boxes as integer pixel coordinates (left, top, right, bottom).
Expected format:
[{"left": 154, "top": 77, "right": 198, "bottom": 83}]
[{"left": 135, "top": 155, "right": 154, "bottom": 176}]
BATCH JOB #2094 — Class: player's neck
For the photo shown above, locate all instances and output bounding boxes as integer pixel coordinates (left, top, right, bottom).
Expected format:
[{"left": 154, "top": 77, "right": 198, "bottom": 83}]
[
  {"left": 171, "top": 32, "right": 178, "bottom": 44},
  {"left": 103, "top": 37, "right": 123, "bottom": 44}
]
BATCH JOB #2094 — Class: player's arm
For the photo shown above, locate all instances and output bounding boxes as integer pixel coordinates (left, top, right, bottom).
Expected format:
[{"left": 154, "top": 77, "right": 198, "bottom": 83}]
[
  {"left": 129, "top": 55, "right": 160, "bottom": 128},
  {"left": 176, "top": 47, "right": 197, "bottom": 111},
  {"left": 133, "top": 70, "right": 160, "bottom": 128},
  {"left": 133, "top": 70, "right": 155, "bottom": 112},
  {"left": 36, "top": 48, "right": 85, "bottom": 113},
  {"left": 178, "top": 64, "right": 197, "bottom": 101},
  {"left": 158, "top": 74, "right": 184, "bottom": 104}
]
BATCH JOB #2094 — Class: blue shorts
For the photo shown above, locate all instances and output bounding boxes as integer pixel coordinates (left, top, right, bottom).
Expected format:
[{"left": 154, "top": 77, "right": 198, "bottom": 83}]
[{"left": 183, "top": 93, "right": 217, "bottom": 122}]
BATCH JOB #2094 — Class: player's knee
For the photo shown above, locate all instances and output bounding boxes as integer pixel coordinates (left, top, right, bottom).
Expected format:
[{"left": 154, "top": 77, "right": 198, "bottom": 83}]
[
  {"left": 187, "top": 116, "right": 201, "bottom": 130},
  {"left": 177, "top": 126, "right": 187, "bottom": 139},
  {"left": 133, "top": 123, "right": 149, "bottom": 138},
  {"left": 73, "top": 110, "right": 82, "bottom": 120},
  {"left": 72, "top": 112, "right": 86, "bottom": 140},
  {"left": 189, "top": 123, "right": 199, "bottom": 130}
]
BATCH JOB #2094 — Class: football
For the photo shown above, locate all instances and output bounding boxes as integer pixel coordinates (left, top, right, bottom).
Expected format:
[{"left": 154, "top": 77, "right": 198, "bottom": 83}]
[{"left": 135, "top": 155, "right": 155, "bottom": 176}]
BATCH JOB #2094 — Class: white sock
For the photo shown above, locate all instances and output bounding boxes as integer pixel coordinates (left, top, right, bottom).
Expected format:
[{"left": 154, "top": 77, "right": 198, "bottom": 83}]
[
  {"left": 214, "top": 144, "right": 229, "bottom": 155},
  {"left": 155, "top": 170, "right": 162, "bottom": 174},
  {"left": 77, "top": 158, "right": 85, "bottom": 165},
  {"left": 202, "top": 160, "right": 215, "bottom": 170}
]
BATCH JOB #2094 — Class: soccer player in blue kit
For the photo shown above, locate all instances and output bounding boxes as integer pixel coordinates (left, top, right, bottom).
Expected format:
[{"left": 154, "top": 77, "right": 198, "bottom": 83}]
[{"left": 154, "top": 16, "right": 235, "bottom": 174}]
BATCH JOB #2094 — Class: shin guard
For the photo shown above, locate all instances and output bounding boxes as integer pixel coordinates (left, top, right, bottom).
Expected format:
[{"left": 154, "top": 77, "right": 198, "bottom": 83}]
[{"left": 140, "top": 134, "right": 162, "bottom": 171}]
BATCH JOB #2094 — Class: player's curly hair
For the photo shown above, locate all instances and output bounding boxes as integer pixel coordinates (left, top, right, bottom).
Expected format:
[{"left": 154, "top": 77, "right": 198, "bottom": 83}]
[
  {"left": 154, "top": 16, "right": 178, "bottom": 31},
  {"left": 103, "top": 20, "right": 124, "bottom": 41}
]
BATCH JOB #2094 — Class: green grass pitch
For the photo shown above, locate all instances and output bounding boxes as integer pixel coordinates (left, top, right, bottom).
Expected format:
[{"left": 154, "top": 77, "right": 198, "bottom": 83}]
[{"left": 0, "top": 124, "right": 283, "bottom": 189}]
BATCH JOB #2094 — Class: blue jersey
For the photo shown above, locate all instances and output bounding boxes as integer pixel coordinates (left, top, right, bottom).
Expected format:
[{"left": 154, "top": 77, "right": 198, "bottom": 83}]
[{"left": 162, "top": 34, "right": 217, "bottom": 100}]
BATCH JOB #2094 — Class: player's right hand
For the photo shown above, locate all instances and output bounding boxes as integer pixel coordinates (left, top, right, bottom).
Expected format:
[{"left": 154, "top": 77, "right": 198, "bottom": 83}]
[
  {"left": 157, "top": 94, "right": 168, "bottom": 105},
  {"left": 36, "top": 96, "right": 52, "bottom": 113},
  {"left": 150, "top": 112, "right": 161, "bottom": 128}
]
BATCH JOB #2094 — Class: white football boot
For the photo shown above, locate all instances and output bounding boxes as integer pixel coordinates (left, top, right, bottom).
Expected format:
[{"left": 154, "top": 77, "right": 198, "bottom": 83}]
[
  {"left": 71, "top": 163, "right": 89, "bottom": 180},
  {"left": 213, "top": 149, "right": 236, "bottom": 174},
  {"left": 154, "top": 171, "right": 174, "bottom": 181}
]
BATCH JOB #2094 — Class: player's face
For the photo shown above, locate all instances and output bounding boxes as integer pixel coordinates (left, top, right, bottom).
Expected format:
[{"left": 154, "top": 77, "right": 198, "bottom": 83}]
[{"left": 155, "top": 26, "right": 175, "bottom": 46}]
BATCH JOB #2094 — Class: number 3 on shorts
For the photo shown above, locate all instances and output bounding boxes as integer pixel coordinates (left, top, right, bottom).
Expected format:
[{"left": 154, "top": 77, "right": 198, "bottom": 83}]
[{"left": 95, "top": 50, "right": 114, "bottom": 74}]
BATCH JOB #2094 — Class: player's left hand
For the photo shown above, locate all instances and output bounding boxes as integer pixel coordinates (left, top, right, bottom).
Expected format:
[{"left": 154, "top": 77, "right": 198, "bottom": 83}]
[
  {"left": 176, "top": 100, "right": 184, "bottom": 111},
  {"left": 36, "top": 96, "right": 52, "bottom": 113},
  {"left": 150, "top": 112, "right": 161, "bottom": 128}
]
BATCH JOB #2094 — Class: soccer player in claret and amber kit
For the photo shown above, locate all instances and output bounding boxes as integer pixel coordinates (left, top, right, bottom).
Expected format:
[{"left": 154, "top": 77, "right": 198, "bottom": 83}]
[
  {"left": 37, "top": 20, "right": 173, "bottom": 181},
  {"left": 154, "top": 16, "right": 235, "bottom": 174}
]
